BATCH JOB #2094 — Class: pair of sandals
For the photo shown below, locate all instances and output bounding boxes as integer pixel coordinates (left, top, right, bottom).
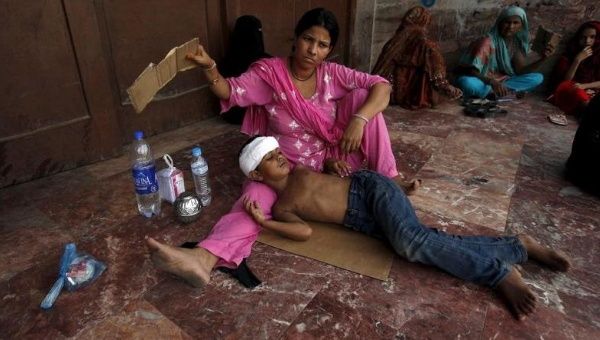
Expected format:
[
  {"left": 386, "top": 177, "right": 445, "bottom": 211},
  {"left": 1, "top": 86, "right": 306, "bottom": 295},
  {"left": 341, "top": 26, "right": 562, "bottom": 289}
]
[{"left": 462, "top": 98, "right": 508, "bottom": 118}]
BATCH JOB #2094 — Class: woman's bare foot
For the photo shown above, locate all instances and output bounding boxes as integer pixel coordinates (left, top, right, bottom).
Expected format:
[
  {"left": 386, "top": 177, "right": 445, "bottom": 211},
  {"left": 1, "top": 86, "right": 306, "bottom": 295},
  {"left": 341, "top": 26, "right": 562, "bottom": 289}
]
[
  {"left": 518, "top": 234, "right": 571, "bottom": 272},
  {"left": 497, "top": 267, "right": 537, "bottom": 320},
  {"left": 146, "top": 237, "right": 218, "bottom": 287},
  {"left": 393, "top": 176, "right": 422, "bottom": 195}
]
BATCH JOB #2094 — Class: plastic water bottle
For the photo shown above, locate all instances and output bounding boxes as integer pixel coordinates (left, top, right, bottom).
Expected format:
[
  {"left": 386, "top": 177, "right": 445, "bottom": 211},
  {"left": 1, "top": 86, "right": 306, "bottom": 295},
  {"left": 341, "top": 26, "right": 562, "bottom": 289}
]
[
  {"left": 131, "top": 131, "right": 161, "bottom": 217},
  {"left": 191, "top": 147, "right": 212, "bottom": 207}
]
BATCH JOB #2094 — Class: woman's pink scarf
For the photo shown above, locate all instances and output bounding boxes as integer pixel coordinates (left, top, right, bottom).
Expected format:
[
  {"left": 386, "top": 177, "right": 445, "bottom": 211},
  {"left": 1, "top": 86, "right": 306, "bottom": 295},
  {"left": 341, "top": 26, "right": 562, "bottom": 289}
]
[{"left": 241, "top": 57, "right": 343, "bottom": 146}]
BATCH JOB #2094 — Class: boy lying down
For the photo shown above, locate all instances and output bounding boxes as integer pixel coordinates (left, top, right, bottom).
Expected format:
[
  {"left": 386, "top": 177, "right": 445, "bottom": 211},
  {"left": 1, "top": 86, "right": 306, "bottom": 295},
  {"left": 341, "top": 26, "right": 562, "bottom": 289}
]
[{"left": 147, "top": 136, "right": 570, "bottom": 320}]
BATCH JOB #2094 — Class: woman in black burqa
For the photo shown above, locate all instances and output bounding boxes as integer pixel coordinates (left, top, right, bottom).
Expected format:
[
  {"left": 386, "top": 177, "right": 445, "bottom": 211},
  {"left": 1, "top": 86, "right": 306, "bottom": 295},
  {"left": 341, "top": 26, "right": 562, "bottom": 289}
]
[
  {"left": 566, "top": 95, "right": 600, "bottom": 195},
  {"left": 220, "top": 15, "right": 271, "bottom": 124}
]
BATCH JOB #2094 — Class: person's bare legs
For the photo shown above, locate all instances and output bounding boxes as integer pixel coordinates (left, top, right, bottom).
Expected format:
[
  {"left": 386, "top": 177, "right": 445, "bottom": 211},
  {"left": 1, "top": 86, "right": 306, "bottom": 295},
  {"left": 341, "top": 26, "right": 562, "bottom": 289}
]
[
  {"left": 496, "top": 267, "right": 537, "bottom": 320},
  {"left": 518, "top": 234, "right": 571, "bottom": 272},
  {"left": 146, "top": 237, "right": 218, "bottom": 287},
  {"left": 393, "top": 175, "right": 421, "bottom": 195}
]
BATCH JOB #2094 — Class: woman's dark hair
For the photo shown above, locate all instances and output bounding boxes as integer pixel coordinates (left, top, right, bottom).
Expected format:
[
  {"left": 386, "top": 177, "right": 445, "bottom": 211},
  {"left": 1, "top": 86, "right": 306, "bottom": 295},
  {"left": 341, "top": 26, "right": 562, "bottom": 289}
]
[{"left": 294, "top": 8, "right": 339, "bottom": 49}]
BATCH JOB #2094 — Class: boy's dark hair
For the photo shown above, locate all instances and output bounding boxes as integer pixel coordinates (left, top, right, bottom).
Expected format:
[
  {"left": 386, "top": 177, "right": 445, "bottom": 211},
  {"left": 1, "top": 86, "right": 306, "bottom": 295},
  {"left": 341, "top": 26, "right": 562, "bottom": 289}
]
[
  {"left": 238, "top": 135, "right": 263, "bottom": 159},
  {"left": 294, "top": 8, "right": 339, "bottom": 49}
]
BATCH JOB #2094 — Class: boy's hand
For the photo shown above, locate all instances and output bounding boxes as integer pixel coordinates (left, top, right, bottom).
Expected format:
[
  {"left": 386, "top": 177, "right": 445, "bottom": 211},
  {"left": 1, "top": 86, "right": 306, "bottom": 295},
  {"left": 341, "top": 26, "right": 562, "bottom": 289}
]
[
  {"left": 185, "top": 44, "right": 214, "bottom": 68},
  {"left": 324, "top": 158, "right": 352, "bottom": 177},
  {"left": 243, "top": 196, "right": 266, "bottom": 224}
]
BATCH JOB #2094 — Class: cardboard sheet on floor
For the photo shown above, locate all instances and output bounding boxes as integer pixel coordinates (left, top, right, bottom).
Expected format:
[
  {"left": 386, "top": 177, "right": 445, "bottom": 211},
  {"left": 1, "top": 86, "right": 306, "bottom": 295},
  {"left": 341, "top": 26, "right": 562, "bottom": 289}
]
[
  {"left": 257, "top": 221, "right": 394, "bottom": 280},
  {"left": 127, "top": 38, "right": 199, "bottom": 113}
]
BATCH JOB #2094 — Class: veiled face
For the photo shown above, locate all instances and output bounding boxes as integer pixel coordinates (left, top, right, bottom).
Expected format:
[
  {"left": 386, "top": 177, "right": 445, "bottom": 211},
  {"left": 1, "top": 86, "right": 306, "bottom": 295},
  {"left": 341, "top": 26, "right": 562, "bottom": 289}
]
[
  {"left": 579, "top": 27, "right": 597, "bottom": 48},
  {"left": 499, "top": 16, "right": 523, "bottom": 38},
  {"left": 293, "top": 25, "right": 332, "bottom": 69}
]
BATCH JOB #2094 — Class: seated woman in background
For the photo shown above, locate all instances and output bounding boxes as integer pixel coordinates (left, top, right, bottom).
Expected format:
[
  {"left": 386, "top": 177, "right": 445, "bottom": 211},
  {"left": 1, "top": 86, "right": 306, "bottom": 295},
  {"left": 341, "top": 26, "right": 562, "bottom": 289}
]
[
  {"left": 455, "top": 6, "right": 552, "bottom": 99},
  {"left": 566, "top": 95, "right": 600, "bottom": 196},
  {"left": 220, "top": 15, "right": 271, "bottom": 124},
  {"left": 372, "top": 6, "right": 462, "bottom": 109},
  {"left": 550, "top": 21, "right": 600, "bottom": 116}
]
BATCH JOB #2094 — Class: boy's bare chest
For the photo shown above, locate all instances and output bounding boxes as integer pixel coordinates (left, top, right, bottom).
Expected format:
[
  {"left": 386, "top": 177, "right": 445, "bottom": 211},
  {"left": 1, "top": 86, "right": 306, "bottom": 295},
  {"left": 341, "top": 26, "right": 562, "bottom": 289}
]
[
  {"left": 276, "top": 171, "right": 350, "bottom": 222},
  {"left": 276, "top": 176, "right": 316, "bottom": 212}
]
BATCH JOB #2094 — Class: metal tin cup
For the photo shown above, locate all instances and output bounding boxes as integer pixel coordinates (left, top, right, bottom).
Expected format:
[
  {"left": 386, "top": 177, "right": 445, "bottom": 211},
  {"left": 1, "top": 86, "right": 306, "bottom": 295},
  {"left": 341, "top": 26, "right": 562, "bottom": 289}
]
[{"left": 174, "top": 192, "right": 201, "bottom": 224}]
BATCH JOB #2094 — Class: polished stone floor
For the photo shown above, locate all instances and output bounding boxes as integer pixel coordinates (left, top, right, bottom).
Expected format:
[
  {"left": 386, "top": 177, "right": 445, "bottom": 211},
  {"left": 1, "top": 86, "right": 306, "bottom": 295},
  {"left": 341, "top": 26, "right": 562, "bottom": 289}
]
[{"left": 1, "top": 97, "right": 598, "bottom": 339}]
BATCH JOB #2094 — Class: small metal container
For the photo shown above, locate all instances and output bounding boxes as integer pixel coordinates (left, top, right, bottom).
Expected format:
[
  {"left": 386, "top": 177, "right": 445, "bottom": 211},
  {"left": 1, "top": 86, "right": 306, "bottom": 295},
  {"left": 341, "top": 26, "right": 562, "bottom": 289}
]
[{"left": 174, "top": 191, "right": 202, "bottom": 224}]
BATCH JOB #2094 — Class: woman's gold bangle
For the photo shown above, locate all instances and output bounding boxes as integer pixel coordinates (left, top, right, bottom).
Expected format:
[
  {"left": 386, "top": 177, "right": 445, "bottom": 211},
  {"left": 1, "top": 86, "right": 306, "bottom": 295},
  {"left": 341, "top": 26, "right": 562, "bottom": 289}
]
[{"left": 353, "top": 113, "right": 369, "bottom": 124}]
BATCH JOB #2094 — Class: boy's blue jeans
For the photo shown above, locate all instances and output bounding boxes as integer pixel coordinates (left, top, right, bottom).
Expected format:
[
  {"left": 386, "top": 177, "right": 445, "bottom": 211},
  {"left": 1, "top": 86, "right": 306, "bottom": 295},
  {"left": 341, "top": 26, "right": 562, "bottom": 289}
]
[{"left": 342, "top": 171, "right": 528, "bottom": 288}]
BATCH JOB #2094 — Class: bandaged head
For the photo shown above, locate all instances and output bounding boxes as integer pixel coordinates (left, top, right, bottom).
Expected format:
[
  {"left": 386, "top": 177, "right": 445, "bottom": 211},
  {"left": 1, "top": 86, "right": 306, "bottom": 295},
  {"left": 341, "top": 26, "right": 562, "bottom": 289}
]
[{"left": 239, "top": 136, "right": 280, "bottom": 177}]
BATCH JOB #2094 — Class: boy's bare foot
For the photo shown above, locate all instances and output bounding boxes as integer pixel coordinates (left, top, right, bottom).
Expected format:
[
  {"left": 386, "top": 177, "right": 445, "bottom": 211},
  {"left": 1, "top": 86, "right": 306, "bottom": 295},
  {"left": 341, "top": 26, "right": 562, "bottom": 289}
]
[
  {"left": 393, "top": 176, "right": 422, "bottom": 195},
  {"left": 146, "top": 237, "right": 217, "bottom": 287},
  {"left": 497, "top": 267, "right": 537, "bottom": 320},
  {"left": 518, "top": 234, "right": 571, "bottom": 272}
]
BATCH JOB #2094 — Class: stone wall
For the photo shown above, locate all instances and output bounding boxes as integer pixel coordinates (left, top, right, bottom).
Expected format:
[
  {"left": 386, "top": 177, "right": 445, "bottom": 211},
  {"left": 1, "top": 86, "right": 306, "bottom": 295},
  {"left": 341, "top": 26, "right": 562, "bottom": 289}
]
[{"left": 370, "top": 0, "right": 599, "bottom": 86}]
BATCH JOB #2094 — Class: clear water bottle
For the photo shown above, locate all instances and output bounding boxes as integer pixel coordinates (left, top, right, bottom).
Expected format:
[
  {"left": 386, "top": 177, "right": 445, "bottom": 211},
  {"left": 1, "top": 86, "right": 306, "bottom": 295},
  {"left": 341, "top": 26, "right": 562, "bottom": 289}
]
[
  {"left": 191, "top": 147, "right": 212, "bottom": 207},
  {"left": 131, "top": 131, "right": 161, "bottom": 217}
]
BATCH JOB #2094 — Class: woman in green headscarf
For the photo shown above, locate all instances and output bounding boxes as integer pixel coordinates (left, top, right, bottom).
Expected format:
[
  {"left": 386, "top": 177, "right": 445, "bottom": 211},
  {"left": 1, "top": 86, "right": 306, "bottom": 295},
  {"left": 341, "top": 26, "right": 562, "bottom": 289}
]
[{"left": 455, "top": 6, "right": 553, "bottom": 99}]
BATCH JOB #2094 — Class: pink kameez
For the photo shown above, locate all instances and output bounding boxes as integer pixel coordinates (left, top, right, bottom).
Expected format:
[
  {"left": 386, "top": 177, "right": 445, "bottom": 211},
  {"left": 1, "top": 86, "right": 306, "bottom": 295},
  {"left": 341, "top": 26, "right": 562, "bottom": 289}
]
[{"left": 198, "top": 57, "right": 398, "bottom": 267}]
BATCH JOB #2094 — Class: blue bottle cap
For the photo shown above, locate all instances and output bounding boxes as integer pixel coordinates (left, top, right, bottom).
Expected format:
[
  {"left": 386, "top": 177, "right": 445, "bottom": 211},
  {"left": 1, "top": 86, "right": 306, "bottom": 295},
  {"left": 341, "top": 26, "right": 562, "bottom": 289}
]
[
  {"left": 192, "top": 147, "right": 202, "bottom": 157},
  {"left": 134, "top": 131, "right": 144, "bottom": 140}
]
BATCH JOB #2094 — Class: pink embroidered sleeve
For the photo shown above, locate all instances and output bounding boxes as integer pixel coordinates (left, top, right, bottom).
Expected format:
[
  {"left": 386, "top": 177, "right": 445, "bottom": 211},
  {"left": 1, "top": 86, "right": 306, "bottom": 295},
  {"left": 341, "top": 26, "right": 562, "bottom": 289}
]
[
  {"left": 327, "top": 62, "right": 389, "bottom": 100},
  {"left": 220, "top": 65, "right": 273, "bottom": 112}
]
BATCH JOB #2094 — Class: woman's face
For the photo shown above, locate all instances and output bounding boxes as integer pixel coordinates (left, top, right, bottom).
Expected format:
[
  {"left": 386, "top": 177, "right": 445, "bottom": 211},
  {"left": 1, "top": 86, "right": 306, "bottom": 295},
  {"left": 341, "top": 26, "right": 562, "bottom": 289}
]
[
  {"left": 579, "top": 27, "right": 596, "bottom": 48},
  {"left": 499, "top": 15, "right": 523, "bottom": 38},
  {"left": 293, "top": 25, "right": 332, "bottom": 69}
]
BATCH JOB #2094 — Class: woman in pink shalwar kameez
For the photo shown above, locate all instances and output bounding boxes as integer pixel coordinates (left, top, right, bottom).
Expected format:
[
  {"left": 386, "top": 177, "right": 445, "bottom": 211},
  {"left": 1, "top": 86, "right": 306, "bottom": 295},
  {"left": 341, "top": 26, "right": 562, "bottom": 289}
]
[{"left": 146, "top": 8, "right": 417, "bottom": 286}]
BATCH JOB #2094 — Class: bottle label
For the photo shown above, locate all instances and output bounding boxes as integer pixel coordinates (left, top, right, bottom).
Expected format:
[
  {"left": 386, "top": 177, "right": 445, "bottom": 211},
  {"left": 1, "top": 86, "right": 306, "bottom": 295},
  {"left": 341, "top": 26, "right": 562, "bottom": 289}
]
[
  {"left": 132, "top": 164, "right": 158, "bottom": 194},
  {"left": 191, "top": 162, "right": 208, "bottom": 175}
]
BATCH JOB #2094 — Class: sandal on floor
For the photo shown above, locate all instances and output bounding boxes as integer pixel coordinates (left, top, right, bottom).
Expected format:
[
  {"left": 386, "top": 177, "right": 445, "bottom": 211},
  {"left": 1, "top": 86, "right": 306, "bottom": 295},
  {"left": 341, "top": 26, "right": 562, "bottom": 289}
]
[
  {"left": 464, "top": 104, "right": 507, "bottom": 118},
  {"left": 464, "top": 98, "right": 497, "bottom": 106},
  {"left": 548, "top": 113, "right": 568, "bottom": 126}
]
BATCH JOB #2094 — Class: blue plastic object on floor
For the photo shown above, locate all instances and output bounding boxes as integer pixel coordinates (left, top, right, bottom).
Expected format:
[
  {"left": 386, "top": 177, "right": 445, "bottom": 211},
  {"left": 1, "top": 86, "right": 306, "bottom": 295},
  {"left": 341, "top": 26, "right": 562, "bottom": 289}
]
[{"left": 40, "top": 243, "right": 76, "bottom": 310}]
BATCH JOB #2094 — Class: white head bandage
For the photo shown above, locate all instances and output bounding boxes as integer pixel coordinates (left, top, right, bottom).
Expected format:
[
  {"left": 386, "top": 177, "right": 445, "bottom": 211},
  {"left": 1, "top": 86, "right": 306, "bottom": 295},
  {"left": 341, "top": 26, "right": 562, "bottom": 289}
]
[{"left": 239, "top": 136, "right": 280, "bottom": 177}]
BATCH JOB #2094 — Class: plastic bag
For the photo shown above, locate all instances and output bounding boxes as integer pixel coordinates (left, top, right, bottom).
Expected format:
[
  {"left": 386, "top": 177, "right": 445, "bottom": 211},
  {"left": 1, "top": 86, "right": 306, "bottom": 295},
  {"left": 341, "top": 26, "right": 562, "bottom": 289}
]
[
  {"left": 40, "top": 243, "right": 107, "bottom": 309},
  {"left": 65, "top": 252, "right": 107, "bottom": 291}
]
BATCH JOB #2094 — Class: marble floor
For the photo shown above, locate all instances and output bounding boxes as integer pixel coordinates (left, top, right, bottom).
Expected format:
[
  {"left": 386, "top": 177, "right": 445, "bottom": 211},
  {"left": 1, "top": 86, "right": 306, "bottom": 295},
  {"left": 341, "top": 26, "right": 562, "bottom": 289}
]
[{"left": 1, "top": 97, "right": 598, "bottom": 339}]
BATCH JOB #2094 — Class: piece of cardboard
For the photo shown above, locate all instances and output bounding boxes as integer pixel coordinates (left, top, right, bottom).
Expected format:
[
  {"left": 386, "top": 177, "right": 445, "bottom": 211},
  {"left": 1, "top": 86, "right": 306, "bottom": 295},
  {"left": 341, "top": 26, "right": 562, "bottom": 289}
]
[
  {"left": 127, "top": 63, "right": 159, "bottom": 113},
  {"left": 127, "top": 38, "right": 199, "bottom": 113},
  {"left": 532, "top": 26, "right": 561, "bottom": 55},
  {"left": 176, "top": 37, "right": 199, "bottom": 72},
  {"left": 257, "top": 221, "right": 394, "bottom": 280},
  {"left": 156, "top": 48, "right": 177, "bottom": 87}
]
